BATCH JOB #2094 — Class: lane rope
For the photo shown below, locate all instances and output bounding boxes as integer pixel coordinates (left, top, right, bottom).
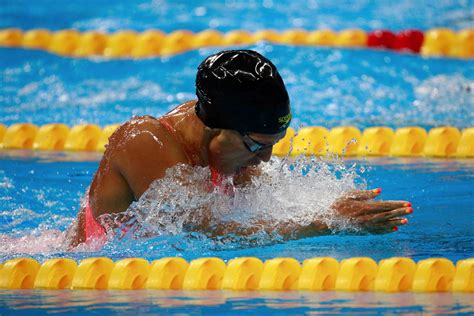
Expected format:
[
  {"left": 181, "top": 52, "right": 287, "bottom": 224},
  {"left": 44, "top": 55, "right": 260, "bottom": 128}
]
[
  {"left": 0, "top": 28, "right": 473, "bottom": 59},
  {"left": 0, "top": 256, "right": 472, "bottom": 292},
  {"left": 0, "top": 123, "right": 472, "bottom": 157}
]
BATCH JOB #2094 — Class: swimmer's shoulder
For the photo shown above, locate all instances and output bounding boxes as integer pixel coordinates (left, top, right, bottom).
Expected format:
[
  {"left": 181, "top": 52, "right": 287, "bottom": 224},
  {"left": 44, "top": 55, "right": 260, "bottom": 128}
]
[
  {"left": 105, "top": 115, "right": 188, "bottom": 166},
  {"left": 106, "top": 115, "right": 175, "bottom": 151}
]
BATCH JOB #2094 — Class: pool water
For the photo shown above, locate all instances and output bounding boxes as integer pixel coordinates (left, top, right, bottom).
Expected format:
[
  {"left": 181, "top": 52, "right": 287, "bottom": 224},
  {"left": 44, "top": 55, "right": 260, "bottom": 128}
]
[
  {"left": 2, "top": 45, "right": 474, "bottom": 129},
  {"left": 1, "top": 152, "right": 473, "bottom": 262},
  {"left": 1, "top": 0, "right": 474, "bottom": 314},
  {"left": 1, "top": 289, "right": 473, "bottom": 315},
  {"left": 2, "top": 0, "right": 473, "bottom": 32}
]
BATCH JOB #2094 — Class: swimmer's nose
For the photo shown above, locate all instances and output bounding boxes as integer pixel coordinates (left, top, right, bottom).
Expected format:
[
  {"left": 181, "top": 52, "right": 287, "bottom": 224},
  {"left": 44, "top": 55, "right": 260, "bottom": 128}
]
[{"left": 258, "top": 147, "right": 272, "bottom": 162}]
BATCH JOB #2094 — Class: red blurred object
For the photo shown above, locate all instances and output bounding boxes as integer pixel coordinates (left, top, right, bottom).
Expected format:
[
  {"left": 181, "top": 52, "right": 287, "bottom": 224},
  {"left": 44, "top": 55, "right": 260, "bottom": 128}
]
[
  {"left": 393, "top": 29, "right": 424, "bottom": 53},
  {"left": 367, "top": 30, "right": 396, "bottom": 48}
]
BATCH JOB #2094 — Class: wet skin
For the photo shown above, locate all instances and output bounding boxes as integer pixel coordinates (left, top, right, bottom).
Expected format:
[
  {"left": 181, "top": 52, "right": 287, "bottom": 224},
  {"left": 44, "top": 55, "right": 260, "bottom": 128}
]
[{"left": 67, "top": 100, "right": 411, "bottom": 246}]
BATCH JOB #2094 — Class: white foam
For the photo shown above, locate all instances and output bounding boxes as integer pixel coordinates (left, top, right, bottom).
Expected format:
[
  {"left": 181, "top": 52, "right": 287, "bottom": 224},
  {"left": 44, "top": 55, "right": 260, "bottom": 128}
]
[
  {"left": 0, "top": 229, "right": 66, "bottom": 255},
  {"left": 104, "top": 156, "right": 364, "bottom": 243},
  {"left": 0, "top": 156, "right": 366, "bottom": 255},
  {"left": 411, "top": 75, "right": 474, "bottom": 127}
]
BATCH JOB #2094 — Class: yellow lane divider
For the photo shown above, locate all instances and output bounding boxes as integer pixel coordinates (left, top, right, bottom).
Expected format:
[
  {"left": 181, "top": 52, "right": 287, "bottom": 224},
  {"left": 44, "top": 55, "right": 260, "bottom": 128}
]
[
  {"left": 0, "top": 123, "right": 472, "bottom": 157},
  {"left": 0, "top": 28, "right": 473, "bottom": 58},
  {"left": 0, "top": 256, "right": 472, "bottom": 292},
  {"left": 0, "top": 123, "right": 119, "bottom": 153},
  {"left": 275, "top": 126, "right": 474, "bottom": 158}
]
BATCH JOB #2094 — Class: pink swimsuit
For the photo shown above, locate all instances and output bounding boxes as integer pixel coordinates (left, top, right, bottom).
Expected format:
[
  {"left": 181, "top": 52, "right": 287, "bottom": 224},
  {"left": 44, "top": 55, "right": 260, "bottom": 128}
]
[
  {"left": 84, "top": 201, "right": 106, "bottom": 243},
  {"left": 210, "top": 167, "right": 234, "bottom": 196}
]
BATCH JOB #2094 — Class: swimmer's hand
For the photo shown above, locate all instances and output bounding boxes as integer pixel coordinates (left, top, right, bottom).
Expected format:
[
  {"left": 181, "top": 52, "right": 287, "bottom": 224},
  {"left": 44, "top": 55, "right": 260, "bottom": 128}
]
[{"left": 331, "top": 188, "right": 412, "bottom": 234}]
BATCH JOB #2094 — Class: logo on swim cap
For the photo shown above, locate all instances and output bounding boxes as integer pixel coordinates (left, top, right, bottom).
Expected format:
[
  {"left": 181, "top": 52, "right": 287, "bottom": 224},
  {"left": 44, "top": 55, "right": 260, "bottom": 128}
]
[{"left": 278, "top": 113, "right": 292, "bottom": 127}]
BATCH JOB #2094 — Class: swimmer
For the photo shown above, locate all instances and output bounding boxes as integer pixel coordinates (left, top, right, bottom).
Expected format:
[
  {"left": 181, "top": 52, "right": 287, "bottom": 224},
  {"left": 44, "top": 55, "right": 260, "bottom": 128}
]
[{"left": 67, "top": 50, "right": 412, "bottom": 247}]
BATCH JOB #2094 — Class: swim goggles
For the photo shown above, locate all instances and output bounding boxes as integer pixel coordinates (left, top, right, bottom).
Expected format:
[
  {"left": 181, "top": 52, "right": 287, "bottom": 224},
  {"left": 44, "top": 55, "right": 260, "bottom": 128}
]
[{"left": 241, "top": 134, "right": 275, "bottom": 153}]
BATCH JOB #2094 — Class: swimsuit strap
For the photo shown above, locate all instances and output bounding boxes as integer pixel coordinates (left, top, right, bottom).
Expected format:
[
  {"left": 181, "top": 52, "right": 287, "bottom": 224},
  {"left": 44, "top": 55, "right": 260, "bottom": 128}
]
[
  {"left": 160, "top": 118, "right": 175, "bottom": 134},
  {"left": 160, "top": 118, "right": 194, "bottom": 165}
]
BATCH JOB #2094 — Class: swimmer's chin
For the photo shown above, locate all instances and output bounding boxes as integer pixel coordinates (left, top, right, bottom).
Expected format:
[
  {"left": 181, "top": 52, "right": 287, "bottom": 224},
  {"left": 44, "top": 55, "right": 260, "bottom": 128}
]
[
  {"left": 216, "top": 161, "right": 261, "bottom": 175},
  {"left": 244, "top": 159, "right": 262, "bottom": 168},
  {"left": 237, "top": 162, "right": 261, "bottom": 173},
  {"left": 226, "top": 166, "right": 249, "bottom": 175}
]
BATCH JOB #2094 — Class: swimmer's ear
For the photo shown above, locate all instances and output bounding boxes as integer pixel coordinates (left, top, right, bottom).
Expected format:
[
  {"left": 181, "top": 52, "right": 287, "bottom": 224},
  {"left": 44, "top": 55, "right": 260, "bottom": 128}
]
[
  {"left": 218, "top": 129, "right": 244, "bottom": 145},
  {"left": 204, "top": 126, "right": 222, "bottom": 137},
  {"left": 204, "top": 127, "right": 224, "bottom": 142}
]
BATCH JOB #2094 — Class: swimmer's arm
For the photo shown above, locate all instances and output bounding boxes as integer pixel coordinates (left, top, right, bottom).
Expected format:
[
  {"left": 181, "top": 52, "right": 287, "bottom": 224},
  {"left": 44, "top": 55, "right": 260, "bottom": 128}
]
[
  {"left": 191, "top": 190, "right": 412, "bottom": 238},
  {"left": 279, "top": 190, "right": 411, "bottom": 237},
  {"left": 66, "top": 140, "right": 137, "bottom": 248},
  {"left": 203, "top": 219, "right": 331, "bottom": 240},
  {"left": 330, "top": 189, "right": 412, "bottom": 233},
  {"left": 114, "top": 120, "right": 190, "bottom": 199},
  {"left": 67, "top": 118, "right": 188, "bottom": 247},
  {"left": 184, "top": 205, "right": 331, "bottom": 239},
  {"left": 93, "top": 117, "right": 189, "bottom": 215}
]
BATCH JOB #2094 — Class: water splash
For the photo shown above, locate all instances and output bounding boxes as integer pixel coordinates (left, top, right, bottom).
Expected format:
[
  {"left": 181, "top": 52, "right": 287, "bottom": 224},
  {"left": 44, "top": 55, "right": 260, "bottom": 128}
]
[
  {"left": 0, "top": 228, "right": 66, "bottom": 255},
  {"left": 0, "top": 155, "right": 366, "bottom": 256},
  {"left": 410, "top": 75, "right": 474, "bottom": 127},
  {"left": 102, "top": 156, "right": 364, "bottom": 248}
]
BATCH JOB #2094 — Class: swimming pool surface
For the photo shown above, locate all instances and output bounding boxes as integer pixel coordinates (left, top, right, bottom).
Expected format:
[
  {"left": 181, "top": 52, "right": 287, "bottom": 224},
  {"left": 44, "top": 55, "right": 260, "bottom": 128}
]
[
  {"left": 1, "top": 152, "right": 473, "bottom": 262},
  {"left": 2, "top": 0, "right": 473, "bottom": 32},
  {"left": 1, "top": 0, "right": 474, "bottom": 314}
]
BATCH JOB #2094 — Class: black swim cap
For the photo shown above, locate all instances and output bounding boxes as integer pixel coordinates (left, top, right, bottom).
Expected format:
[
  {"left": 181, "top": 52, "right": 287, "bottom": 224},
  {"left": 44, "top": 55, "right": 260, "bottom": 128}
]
[{"left": 195, "top": 50, "right": 291, "bottom": 134}]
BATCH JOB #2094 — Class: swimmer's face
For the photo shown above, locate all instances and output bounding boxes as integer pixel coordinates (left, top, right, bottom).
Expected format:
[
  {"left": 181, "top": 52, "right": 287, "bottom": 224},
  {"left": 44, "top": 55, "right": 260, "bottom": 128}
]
[{"left": 208, "top": 129, "right": 286, "bottom": 174}]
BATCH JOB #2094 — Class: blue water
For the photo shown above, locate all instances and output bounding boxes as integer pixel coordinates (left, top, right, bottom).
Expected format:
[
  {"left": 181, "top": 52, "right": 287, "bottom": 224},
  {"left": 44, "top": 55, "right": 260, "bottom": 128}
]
[
  {"left": 2, "top": 47, "right": 474, "bottom": 129},
  {"left": 1, "top": 0, "right": 474, "bottom": 315},
  {"left": 1, "top": 151, "right": 473, "bottom": 263},
  {"left": 2, "top": 0, "right": 473, "bottom": 32},
  {"left": 1, "top": 290, "right": 473, "bottom": 315}
]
